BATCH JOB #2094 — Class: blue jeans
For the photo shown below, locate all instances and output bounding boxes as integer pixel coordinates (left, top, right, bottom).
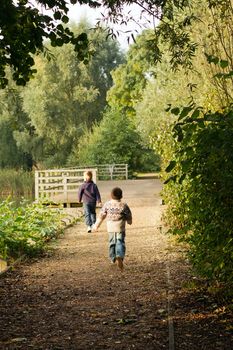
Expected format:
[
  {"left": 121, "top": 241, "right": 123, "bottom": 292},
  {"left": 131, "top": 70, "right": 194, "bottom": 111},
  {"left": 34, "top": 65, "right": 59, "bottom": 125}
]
[
  {"left": 108, "top": 232, "right": 126, "bottom": 262},
  {"left": 83, "top": 202, "right": 96, "bottom": 227}
]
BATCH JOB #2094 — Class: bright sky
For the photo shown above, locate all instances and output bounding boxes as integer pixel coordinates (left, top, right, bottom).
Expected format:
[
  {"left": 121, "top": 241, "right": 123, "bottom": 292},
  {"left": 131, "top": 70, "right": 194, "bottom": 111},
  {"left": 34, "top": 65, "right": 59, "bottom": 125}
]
[
  {"left": 67, "top": 3, "right": 156, "bottom": 50},
  {"left": 31, "top": 1, "right": 157, "bottom": 50}
]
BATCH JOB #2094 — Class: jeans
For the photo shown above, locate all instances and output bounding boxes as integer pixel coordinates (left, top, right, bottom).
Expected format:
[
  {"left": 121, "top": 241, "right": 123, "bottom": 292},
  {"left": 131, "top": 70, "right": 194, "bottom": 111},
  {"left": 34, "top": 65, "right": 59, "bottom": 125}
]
[
  {"left": 108, "top": 232, "right": 126, "bottom": 262},
  {"left": 83, "top": 202, "right": 96, "bottom": 227}
]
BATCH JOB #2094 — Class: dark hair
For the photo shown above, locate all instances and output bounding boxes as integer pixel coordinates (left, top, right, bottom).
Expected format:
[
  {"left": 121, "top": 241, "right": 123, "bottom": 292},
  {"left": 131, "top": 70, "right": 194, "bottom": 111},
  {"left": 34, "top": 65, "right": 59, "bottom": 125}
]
[{"left": 111, "top": 187, "right": 122, "bottom": 200}]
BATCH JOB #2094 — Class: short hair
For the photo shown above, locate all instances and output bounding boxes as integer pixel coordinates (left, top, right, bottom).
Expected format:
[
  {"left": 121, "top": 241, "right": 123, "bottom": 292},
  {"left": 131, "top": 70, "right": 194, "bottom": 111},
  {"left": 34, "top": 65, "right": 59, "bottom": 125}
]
[
  {"left": 111, "top": 187, "right": 122, "bottom": 200},
  {"left": 84, "top": 170, "right": 92, "bottom": 180}
]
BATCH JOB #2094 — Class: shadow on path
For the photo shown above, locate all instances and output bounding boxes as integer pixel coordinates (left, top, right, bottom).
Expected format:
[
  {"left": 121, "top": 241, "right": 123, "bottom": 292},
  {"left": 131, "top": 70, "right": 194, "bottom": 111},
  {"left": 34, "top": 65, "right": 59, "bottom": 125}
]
[{"left": 0, "top": 180, "right": 232, "bottom": 349}]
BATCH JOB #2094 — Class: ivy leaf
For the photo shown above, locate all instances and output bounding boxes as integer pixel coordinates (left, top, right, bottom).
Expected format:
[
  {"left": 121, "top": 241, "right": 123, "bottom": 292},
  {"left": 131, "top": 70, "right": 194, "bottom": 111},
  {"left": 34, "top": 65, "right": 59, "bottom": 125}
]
[
  {"left": 62, "top": 15, "right": 69, "bottom": 24},
  {"left": 53, "top": 11, "right": 61, "bottom": 20}
]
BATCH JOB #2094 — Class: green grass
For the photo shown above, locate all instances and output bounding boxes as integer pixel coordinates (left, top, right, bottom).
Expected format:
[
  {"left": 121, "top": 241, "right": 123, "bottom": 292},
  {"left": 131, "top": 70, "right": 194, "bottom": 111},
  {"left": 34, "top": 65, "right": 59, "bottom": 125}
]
[{"left": 0, "top": 169, "right": 34, "bottom": 197}]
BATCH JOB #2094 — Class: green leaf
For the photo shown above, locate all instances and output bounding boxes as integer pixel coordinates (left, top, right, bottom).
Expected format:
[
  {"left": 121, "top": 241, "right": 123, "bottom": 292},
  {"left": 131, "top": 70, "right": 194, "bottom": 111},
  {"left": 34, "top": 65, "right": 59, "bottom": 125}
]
[
  {"left": 179, "top": 106, "right": 192, "bottom": 120},
  {"left": 171, "top": 107, "right": 180, "bottom": 115},
  {"left": 191, "top": 109, "right": 200, "bottom": 119},
  {"left": 219, "top": 60, "right": 228, "bottom": 68},
  {"left": 178, "top": 173, "right": 186, "bottom": 184},
  {"left": 205, "top": 53, "right": 219, "bottom": 65},
  {"left": 53, "top": 11, "right": 61, "bottom": 20},
  {"left": 62, "top": 15, "right": 69, "bottom": 24},
  {"left": 214, "top": 73, "right": 224, "bottom": 79},
  {"left": 177, "top": 130, "right": 183, "bottom": 142},
  {"left": 77, "top": 33, "right": 88, "bottom": 41},
  {"left": 55, "top": 38, "right": 63, "bottom": 46},
  {"left": 181, "top": 159, "right": 192, "bottom": 172}
]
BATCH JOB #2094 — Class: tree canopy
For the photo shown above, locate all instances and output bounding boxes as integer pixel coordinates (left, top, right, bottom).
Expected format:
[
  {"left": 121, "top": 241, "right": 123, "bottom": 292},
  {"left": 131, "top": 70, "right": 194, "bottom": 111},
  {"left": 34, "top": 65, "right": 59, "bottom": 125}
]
[
  {"left": 68, "top": 107, "right": 160, "bottom": 172},
  {"left": 0, "top": 0, "right": 100, "bottom": 87},
  {"left": 0, "top": 0, "right": 206, "bottom": 88},
  {"left": 0, "top": 22, "right": 124, "bottom": 169}
]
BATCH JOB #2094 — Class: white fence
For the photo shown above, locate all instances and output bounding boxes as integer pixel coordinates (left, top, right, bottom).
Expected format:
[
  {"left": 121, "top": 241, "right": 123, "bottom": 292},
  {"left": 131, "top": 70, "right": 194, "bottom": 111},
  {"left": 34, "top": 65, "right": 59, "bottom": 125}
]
[
  {"left": 74, "top": 164, "right": 128, "bottom": 180},
  {"left": 34, "top": 164, "right": 128, "bottom": 205},
  {"left": 35, "top": 168, "right": 97, "bottom": 204}
]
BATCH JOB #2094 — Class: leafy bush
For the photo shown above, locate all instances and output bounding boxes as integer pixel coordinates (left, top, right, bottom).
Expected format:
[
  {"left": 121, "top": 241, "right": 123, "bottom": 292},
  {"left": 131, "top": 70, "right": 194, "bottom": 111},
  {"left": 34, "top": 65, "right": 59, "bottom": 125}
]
[
  {"left": 163, "top": 105, "right": 233, "bottom": 286},
  {"left": 68, "top": 108, "right": 160, "bottom": 173},
  {"left": 0, "top": 199, "right": 64, "bottom": 261}
]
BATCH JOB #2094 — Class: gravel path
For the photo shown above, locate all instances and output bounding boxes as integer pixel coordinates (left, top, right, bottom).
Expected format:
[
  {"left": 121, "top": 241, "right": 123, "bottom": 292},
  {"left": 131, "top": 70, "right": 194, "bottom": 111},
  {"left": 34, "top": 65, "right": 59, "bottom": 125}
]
[{"left": 0, "top": 179, "right": 232, "bottom": 349}]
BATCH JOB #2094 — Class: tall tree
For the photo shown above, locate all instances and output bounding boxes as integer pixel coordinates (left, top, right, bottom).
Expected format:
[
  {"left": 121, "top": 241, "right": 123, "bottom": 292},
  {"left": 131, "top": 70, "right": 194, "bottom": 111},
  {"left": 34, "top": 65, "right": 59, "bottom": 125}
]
[
  {"left": 19, "top": 23, "right": 123, "bottom": 167},
  {"left": 107, "top": 29, "right": 156, "bottom": 118},
  {"left": 0, "top": 79, "right": 37, "bottom": 169},
  {"left": 0, "top": 0, "right": 208, "bottom": 88},
  {"left": 69, "top": 107, "right": 160, "bottom": 172}
]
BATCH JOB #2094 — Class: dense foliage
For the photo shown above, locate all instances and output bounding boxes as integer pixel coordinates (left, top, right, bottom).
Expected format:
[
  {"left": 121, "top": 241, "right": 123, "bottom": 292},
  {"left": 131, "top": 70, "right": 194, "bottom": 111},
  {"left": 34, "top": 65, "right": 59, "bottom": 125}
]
[
  {"left": 0, "top": 22, "right": 124, "bottom": 169},
  {"left": 0, "top": 199, "right": 64, "bottom": 261},
  {"left": 156, "top": 0, "right": 233, "bottom": 287},
  {"left": 68, "top": 108, "right": 160, "bottom": 172},
  {"left": 163, "top": 105, "right": 233, "bottom": 284},
  {"left": 0, "top": 1, "right": 204, "bottom": 88},
  {"left": 0, "top": 0, "right": 101, "bottom": 87}
]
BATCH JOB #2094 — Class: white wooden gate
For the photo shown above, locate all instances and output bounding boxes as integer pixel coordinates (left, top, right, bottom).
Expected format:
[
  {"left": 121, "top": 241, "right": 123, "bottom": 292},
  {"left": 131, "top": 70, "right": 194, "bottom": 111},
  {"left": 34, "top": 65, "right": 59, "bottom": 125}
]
[{"left": 35, "top": 168, "right": 97, "bottom": 206}]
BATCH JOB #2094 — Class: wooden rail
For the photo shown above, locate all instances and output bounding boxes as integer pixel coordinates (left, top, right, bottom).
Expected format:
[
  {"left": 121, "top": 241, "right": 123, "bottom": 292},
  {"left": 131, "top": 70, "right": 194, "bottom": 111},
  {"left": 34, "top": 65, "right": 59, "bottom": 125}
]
[
  {"left": 35, "top": 168, "right": 97, "bottom": 207},
  {"left": 72, "top": 164, "right": 128, "bottom": 180}
]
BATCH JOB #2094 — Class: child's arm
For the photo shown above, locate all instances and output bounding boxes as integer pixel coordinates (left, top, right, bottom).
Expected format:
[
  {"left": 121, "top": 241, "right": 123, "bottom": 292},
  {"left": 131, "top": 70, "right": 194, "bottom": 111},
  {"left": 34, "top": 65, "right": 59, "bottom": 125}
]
[
  {"left": 77, "top": 184, "right": 84, "bottom": 203},
  {"left": 92, "top": 217, "right": 104, "bottom": 231},
  {"left": 124, "top": 204, "right": 132, "bottom": 225},
  {"left": 92, "top": 203, "right": 107, "bottom": 231},
  {"left": 95, "top": 184, "right": 102, "bottom": 206}
]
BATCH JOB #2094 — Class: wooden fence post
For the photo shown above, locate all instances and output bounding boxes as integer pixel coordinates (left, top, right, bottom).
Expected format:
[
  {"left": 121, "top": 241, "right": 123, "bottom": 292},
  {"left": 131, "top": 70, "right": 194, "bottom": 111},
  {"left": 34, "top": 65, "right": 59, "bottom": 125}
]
[
  {"left": 35, "top": 171, "right": 39, "bottom": 200},
  {"left": 63, "top": 173, "right": 68, "bottom": 203}
]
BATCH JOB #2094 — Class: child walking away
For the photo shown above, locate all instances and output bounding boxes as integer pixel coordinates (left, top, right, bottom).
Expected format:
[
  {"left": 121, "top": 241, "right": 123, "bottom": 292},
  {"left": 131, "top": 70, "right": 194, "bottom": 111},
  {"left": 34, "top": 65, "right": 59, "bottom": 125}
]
[
  {"left": 93, "top": 187, "right": 132, "bottom": 271},
  {"left": 78, "top": 171, "right": 102, "bottom": 233}
]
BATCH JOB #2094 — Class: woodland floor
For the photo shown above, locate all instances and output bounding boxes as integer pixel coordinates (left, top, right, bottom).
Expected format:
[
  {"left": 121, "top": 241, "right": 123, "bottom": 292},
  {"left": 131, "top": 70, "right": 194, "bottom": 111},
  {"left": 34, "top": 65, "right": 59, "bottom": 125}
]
[{"left": 0, "top": 179, "right": 232, "bottom": 350}]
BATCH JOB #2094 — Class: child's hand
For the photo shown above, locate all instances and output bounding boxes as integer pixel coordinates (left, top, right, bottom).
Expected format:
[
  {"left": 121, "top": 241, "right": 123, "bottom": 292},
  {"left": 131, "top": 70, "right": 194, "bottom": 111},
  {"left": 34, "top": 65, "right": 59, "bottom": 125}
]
[{"left": 92, "top": 224, "right": 98, "bottom": 232}]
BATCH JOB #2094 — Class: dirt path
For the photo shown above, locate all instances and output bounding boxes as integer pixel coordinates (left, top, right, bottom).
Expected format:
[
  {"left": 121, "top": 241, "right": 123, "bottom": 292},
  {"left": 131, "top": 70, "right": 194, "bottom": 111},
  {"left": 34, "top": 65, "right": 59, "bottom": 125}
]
[{"left": 0, "top": 179, "right": 232, "bottom": 349}]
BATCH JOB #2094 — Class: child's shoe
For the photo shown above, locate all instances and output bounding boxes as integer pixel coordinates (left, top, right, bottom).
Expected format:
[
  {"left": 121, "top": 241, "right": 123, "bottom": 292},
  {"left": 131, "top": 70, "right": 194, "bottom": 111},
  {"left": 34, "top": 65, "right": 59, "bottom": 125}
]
[
  {"left": 87, "top": 226, "right": 92, "bottom": 233},
  {"left": 116, "top": 257, "right": 123, "bottom": 271}
]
